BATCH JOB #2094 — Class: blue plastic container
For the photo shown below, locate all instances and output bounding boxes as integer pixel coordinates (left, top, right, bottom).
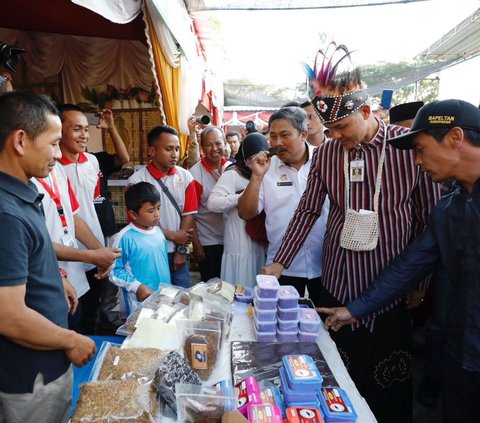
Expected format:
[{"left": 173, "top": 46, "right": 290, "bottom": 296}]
[
  {"left": 282, "top": 355, "right": 323, "bottom": 392},
  {"left": 277, "top": 316, "right": 299, "bottom": 332},
  {"left": 318, "top": 387, "right": 357, "bottom": 422},
  {"left": 254, "top": 314, "right": 277, "bottom": 332},
  {"left": 253, "top": 320, "right": 277, "bottom": 342},
  {"left": 298, "top": 328, "right": 318, "bottom": 343},
  {"left": 298, "top": 308, "right": 321, "bottom": 333},
  {"left": 259, "top": 385, "right": 286, "bottom": 418},
  {"left": 276, "top": 327, "right": 298, "bottom": 343},
  {"left": 277, "top": 305, "right": 299, "bottom": 321},
  {"left": 279, "top": 366, "right": 319, "bottom": 404},
  {"left": 254, "top": 289, "right": 278, "bottom": 310},
  {"left": 277, "top": 285, "right": 300, "bottom": 309},
  {"left": 235, "top": 285, "right": 253, "bottom": 303},
  {"left": 255, "top": 275, "right": 280, "bottom": 298},
  {"left": 254, "top": 305, "right": 277, "bottom": 322}
]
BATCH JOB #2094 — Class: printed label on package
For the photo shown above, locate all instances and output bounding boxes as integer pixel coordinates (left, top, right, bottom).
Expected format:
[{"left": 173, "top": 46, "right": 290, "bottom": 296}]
[{"left": 191, "top": 342, "right": 208, "bottom": 369}]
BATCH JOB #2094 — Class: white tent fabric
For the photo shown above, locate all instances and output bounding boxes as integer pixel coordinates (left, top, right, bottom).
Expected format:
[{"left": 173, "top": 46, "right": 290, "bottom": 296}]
[{"left": 71, "top": 0, "right": 142, "bottom": 24}]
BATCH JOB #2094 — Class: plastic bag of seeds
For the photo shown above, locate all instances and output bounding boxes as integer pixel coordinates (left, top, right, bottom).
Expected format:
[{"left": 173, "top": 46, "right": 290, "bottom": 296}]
[
  {"left": 177, "top": 319, "right": 221, "bottom": 381},
  {"left": 175, "top": 383, "right": 235, "bottom": 423},
  {"left": 153, "top": 351, "right": 202, "bottom": 413},
  {"left": 71, "top": 380, "right": 158, "bottom": 423},
  {"left": 116, "top": 293, "right": 179, "bottom": 337},
  {"left": 91, "top": 342, "right": 168, "bottom": 383}
]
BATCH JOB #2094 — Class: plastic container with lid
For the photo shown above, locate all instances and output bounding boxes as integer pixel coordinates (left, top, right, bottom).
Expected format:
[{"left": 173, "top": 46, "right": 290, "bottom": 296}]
[
  {"left": 298, "top": 329, "right": 318, "bottom": 343},
  {"left": 277, "top": 327, "right": 298, "bottom": 343},
  {"left": 254, "top": 289, "right": 278, "bottom": 310},
  {"left": 277, "top": 285, "right": 300, "bottom": 309},
  {"left": 235, "top": 376, "right": 261, "bottom": 416},
  {"left": 285, "top": 406, "right": 325, "bottom": 423},
  {"left": 277, "top": 316, "right": 299, "bottom": 332},
  {"left": 259, "top": 385, "right": 286, "bottom": 418},
  {"left": 254, "top": 315, "right": 277, "bottom": 332},
  {"left": 277, "top": 305, "right": 299, "bottom": 321},
  {"left": 318, "top": 387, "right": 357, "bottom": 422},
  {"left": 279, "top": 366, "right": 319, "bottom": 404},
  {"left": 254, "top": 306, "right": 277, "bottom": 322},
  {"left": 255, "top": 275, "right": 280, "bottom": 298},
  {"left": 299, "top": 308, "right": 321, "bottom": 333},
  {"left": 282, "top": 355, "right": 323, "bottom": 392},
  {"left": 247, "top": 403, "right": 283, "bottom": 423},
  {"left": 254, "top": 321, "right": 277, "bottom": 343},
  {"left": 235, "top": 285, "right": 254, "bottom": 303}
]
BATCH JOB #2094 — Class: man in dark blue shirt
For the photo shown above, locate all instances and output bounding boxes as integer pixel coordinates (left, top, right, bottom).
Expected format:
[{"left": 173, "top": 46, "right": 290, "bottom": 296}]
[
  {"left": 0, "top": 92, "right": 96, "bottom": 423},
  {"left": 319, "top": 99, "right": 480, "bottom": 422}
]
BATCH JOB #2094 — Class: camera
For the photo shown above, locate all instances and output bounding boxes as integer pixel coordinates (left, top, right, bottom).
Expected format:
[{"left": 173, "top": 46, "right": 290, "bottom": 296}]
[
  {"left": 195, "top": 115, "right": 210, "bottom": 125},
  {"left": 246, "top": 120, "right": 257, "bottom": 134}
]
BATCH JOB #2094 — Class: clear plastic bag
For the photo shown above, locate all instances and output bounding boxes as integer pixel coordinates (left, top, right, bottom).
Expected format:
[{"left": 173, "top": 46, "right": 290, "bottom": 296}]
[
  {"left": 175, "top": 383, "right": 235, "bottom": 423},
  {"left": 90, "top": 342, "right": 168, "bottom": 383},
  {"left": 71, "top": 380, "right": 158, "bottom": 423},
  {"left": 116, "top": 286, "right": 184, "bottom": 337},
  {"left": 153, "top": 351, "right": 202, "bottom": 413},
  {"left": 177, "top": 319, "right": 222, "bottom": 381}
]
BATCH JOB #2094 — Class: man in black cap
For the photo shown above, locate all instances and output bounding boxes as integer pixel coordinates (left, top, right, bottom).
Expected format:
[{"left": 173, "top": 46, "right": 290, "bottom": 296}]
[
  {"left": 320, "top": 99, "right": 480, "bottom": 422},
  {"left": 389, "top": 101, "right": 424, "bottom": 128},
  {"left": 0, "top": 42, "right": 25, "bottom": 94}
]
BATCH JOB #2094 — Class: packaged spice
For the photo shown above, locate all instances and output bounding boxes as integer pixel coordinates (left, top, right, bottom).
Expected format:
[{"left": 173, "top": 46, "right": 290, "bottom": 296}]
[
  {"left": 176, "top": 383, "right": 235, "bottom": 423},
  {"left": 71, "top": 380, "right": 158, "bottom": 423},
  {"left": 116, "top": 294, "right": 180, "bottom": 337},
  {"left": 177, "top": 319, "right": 221, "bottom": 381},
  {"left": 153, "top": 351, "right": 201, "bottom": 413},
  {"left": 95, "top": 344, "right": 166, "bottom": 382}
]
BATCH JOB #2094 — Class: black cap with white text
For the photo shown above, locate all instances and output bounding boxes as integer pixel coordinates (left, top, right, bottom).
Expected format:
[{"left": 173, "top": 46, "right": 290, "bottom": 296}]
[{"left": 388, "top": 99, "right": 480, "bottom": 150}]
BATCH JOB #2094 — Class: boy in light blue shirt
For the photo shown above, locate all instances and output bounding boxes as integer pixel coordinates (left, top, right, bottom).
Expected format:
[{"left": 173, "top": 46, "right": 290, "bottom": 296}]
[{"left": 110, "top": 182, "right": 171, "bottom": 315}]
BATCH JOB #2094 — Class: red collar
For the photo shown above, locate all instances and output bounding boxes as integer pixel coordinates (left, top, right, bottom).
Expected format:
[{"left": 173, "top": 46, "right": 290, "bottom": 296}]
[
  {"left": 201, "top": 156, "right": 228, "bottom": 173},
  {"left": 146, "top": 160, "right": 177, "bottom": 179},
  {"left": 59, "top": 152, "right": 88, "bottom": 165}
]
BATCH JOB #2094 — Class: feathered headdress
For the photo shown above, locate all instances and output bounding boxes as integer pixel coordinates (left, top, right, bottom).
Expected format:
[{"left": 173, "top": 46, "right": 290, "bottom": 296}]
[
  {"left": 304, "top": 42, "right": 368, "bottom": 124},
  {"left": 0, "top": 42, "right": 26, "bottom": 73}
]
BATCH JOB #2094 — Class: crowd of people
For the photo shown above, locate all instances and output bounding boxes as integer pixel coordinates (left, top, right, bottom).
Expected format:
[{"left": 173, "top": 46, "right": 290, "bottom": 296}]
[{"left": 0, "top": 40, "right": 479, "bottom": 423}]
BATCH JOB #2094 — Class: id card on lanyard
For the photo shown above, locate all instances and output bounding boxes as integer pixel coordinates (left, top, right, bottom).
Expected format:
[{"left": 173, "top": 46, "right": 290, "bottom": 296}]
[{"left": 36, "top": 172, "right": 73, "bottom": 245}]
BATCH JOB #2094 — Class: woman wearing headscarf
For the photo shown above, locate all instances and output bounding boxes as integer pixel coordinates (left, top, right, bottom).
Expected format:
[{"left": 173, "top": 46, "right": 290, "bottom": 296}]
[{"left": 207, "top": 133, "right": 268, "bottom": 287}]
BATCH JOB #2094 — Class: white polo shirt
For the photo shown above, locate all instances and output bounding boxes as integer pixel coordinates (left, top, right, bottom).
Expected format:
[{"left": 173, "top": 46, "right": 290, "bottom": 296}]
[
  {"left": 59, "top": 152, "right": 105, "bottom": 271},
  {"left": 259, "top": 143, "right": 330, "bottom": 279},
  {"left": 190, "top": 158, "right": 229, "bottom": 246},
  {"left": 127, "top": 161, "right": 198, "bottom": 253},
  {"left": 32, "top": 165, "right": 90, "bottom": 298}
]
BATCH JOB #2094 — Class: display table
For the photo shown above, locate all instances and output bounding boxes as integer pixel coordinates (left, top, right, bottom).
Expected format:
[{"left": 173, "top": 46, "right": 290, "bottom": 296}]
[{"left": 72, "top": 303, "right": 377, "bottom": 422}]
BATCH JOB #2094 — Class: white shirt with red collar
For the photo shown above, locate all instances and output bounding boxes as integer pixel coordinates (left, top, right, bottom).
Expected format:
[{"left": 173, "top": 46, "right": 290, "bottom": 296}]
[
  {"left": 127, "top": 161, "right": 198, "bottom": 253},
  {"left": 59, "top": 152, "right": 105, "bottom": 271},
  {"left": 190, "top": 157, "right": 229, "bottom": 246},
  {"left": 32, "top": 165, "right": 90, "bottom": 297}
]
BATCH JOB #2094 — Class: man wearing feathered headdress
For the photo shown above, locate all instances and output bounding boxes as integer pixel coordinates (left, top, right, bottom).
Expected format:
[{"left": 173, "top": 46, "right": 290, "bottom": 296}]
[{"left": 263, "top": 43, "right": 441, "bottom": 422}]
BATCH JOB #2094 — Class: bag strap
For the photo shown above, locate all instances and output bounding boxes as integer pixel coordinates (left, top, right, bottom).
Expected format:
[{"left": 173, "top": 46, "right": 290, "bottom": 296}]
[
  {"left": 343, "top": 122, "right": 387, "bottom": 213},
  {"left": 155, "top": 177, "right": 182, "bottom": 218}
]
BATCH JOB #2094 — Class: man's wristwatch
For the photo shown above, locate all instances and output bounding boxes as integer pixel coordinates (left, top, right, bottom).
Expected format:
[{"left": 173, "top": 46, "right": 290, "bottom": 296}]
[{"left": 175, "top": 245, "right": 189, "bottom": 255}]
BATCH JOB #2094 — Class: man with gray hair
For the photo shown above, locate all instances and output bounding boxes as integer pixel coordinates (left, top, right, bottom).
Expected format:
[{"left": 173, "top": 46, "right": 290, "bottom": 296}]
[{"left": 238, "top": 106, "right": 329, "bottom": 301}]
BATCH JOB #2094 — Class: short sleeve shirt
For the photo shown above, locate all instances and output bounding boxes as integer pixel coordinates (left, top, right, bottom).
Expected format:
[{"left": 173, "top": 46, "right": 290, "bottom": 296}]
[
  {"left": 0, "top": 172, "right": 70, "bottom": 394},
  {"left": 127, "top": 162, "right": 198, "bottom": 252},
  {"left": 59, "top": 153, "right": 105, "bottom": 270},
  {"left": 32, "top": 165, "right": 90, "bottom": 298}
]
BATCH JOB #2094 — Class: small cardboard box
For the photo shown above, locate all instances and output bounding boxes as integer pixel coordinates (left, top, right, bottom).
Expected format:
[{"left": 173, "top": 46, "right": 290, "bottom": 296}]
[{"left": 222, "top": 410, "right": 249, "bottom": 422}]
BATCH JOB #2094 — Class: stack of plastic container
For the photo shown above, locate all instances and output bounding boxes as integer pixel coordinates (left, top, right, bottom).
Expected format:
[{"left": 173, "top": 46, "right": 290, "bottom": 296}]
[
  {"left": 235, "top": 376, "right": 261, "bottom": 416},
  {"left": 318, "top": 387, "right": 357, "bottom": 422},
  {"left": 253, "top": 275, "right": 280, "bottom": 342},
  {"left": 277, "top": 285, "right": 300, "bottom": 342},
  {"left": 279, "top": 354, "right": 323, "bottom": 409},
  {"left": 298, "top": 307, "right": 322, "bottom": 342}
]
